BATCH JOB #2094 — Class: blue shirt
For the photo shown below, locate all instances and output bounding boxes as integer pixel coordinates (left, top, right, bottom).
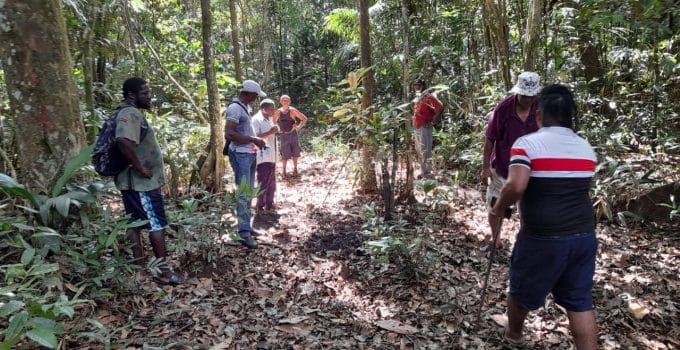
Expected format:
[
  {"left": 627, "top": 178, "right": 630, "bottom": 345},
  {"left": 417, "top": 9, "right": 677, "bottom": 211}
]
[{"left": 225, "top": 98, "right": 256, "bottom": 153}]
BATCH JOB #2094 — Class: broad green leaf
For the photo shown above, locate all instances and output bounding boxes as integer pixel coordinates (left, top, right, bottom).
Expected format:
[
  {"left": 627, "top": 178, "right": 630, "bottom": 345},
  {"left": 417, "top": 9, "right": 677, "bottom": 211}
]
[
  {"left": 28, "top": 263, "right": 60, "bottom": 276},
  {"left": 52, "top": 144, "right": 95, "bottom": 197},
  {"left": 5, "top": 311, "right": 28, "bottom": 339},
  {"left": 0, "top": 300, "right": 25, "bottom": 317},
  {"left": 27, "top": 317, "right": 63, "bottom": 334},
  {"left": 124, "top": 220, "right": 149, "bottom": 229},
  {"left": 20, "top": 247, "right": 35, "bottom": 265},
  {"left": 56, "top": 304, "right": 75, "bottom": 318},
  {"left": 0, "top": 337, "right": 20, "bottom": 350},
  {"left": 333, "top": 108, "right": 351, "bottom": 118},
  {"left": 11, "top": 223, "right": 35, "bottom": 231},
  {"left": 53, "top": 195, "right": 72, "bottom": 218},
  {"left": 0, "top": 173, "right": 38, "bottom": 207},
  {"left": 104, "top": 230, "right": 118, "bottom": 248},
  {"left": 26, "top": 328, "right": 58, "bottom": 349}
]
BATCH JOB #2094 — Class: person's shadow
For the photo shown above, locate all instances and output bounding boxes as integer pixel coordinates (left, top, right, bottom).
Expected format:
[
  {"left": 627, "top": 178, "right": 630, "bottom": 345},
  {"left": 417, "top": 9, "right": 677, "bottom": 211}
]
[{"left": 252, "top": 211, "right": 280, "bottom": 230}]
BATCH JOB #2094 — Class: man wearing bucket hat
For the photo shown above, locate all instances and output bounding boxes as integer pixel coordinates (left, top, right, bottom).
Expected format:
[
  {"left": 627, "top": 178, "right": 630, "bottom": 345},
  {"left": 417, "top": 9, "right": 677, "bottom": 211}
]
[
  {"left": 482, "top": 72, "right": 541, "bottom": 245},
  {"left": 225, "top": 80, "right": 267, "bottom": 249}
]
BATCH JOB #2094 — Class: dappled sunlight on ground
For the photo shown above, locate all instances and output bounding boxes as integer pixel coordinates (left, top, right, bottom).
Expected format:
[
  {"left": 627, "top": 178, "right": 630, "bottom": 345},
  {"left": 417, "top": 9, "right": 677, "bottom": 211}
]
[{"left": 77, "top": 155, "right": 679, "bottom": 349}]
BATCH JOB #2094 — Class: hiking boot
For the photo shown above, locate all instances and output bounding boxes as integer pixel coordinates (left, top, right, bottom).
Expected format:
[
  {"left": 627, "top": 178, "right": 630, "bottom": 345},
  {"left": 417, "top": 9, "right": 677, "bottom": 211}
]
[{"left": 242, "top": 236, "right": 258, "bottom": 249}]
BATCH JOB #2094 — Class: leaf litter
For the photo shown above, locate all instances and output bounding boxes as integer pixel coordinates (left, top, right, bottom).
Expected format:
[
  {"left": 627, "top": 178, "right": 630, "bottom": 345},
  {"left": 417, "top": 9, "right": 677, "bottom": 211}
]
[{"left": 64, "top": 155, "right": 678, "bottom": 349}]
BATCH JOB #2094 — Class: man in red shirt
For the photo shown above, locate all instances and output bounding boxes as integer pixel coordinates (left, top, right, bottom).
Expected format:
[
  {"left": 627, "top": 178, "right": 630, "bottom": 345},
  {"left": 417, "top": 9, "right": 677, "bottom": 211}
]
[{"left": 413, "top": 79, "right": 444, "bottom": 178}]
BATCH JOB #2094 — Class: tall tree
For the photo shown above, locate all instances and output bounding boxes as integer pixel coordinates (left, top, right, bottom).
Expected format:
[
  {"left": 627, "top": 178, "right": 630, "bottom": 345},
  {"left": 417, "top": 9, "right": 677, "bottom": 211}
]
[
  {"left": 199, "top": 0, "right": 225, "bottom": 192},
  {"left": 229, "top": 0, "right": 243, "bottom": 82},
  {"left": 398, "top": 0, "right": 416, "bottom": 204},
  {"left": 358, "top": 0, "right": 377, "bottom": 193},
  {"left": 481, "top": 0, "right": 512, "bottom": 90},
  {"left": 523, "top": 0, "right": 544, "bottom": 71},
  {"left": 0, "top": 0, "right": 86, "bottom": 192}
]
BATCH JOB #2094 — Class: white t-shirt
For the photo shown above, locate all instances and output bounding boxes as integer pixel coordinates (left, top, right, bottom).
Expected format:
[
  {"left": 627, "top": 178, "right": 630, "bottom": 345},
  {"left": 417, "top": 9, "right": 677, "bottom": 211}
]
[{"left": 251, "top": 111, "right": 277, "bottom": 164}]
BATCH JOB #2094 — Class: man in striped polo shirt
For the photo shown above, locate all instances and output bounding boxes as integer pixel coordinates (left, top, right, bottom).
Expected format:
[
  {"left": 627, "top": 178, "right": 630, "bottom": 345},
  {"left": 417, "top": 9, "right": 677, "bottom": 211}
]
[{"left": 489, "top": 84, "right": 599, "bottom": 349}]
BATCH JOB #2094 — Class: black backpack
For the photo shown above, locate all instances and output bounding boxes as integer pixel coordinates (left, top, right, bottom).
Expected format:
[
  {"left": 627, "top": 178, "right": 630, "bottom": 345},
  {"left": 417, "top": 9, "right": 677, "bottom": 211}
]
[{"left": 92, "top": 106, "right": 149, "bottom": 176}]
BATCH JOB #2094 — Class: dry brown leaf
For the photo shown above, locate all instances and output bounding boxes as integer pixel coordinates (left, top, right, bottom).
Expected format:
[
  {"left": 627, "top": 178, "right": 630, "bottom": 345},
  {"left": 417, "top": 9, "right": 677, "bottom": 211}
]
[
  {"left": 490, "top": 314, "right": 508, "bottom": 327},
  {"left": 278, "top": 316, "right": 309, "bottom": 324},
  {"left": 374, "top": 320, "right": 418, "bottom": 335},
  {"left": 628, "top": 301, "right": 650, "bottom": 320},
  {"left": 275, "top": 324, "right": 312, "bottom": 336}
]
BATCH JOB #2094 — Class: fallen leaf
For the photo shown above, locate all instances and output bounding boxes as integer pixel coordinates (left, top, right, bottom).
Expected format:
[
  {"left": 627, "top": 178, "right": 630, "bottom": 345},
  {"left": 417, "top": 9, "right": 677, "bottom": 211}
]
[
  {"left": 490, "top": 314, "right": 508, "bottom": 327},
  {"left": 275, "top": 324, "right": 312, "bottom": 336},
  {"left": 628, "top": 301, "right": 650, "bottom": 320},
  {"left": 278, "top": 316, "right": 309, "bottom": 324},
  {"left": 374, "top": 320, "right": 418, "bottom": 335}
]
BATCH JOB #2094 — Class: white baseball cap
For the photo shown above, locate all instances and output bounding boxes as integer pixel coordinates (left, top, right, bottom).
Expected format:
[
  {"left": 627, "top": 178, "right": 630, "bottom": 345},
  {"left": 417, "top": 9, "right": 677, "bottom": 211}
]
[
  {"left": 241, "top": 80, "right": 266, "bottom": 97},
  {"left": 510, "top": 72, "right": 541, "bottom": 96},
  {"left": 260, "top": 98, "right": 275, "bottom": 107}
]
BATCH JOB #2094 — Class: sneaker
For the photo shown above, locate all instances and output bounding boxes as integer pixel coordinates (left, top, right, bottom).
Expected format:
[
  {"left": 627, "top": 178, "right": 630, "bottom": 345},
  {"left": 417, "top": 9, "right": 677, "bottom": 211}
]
[{"left": 241, "top": 236, "right": 258, "bottom": 249}]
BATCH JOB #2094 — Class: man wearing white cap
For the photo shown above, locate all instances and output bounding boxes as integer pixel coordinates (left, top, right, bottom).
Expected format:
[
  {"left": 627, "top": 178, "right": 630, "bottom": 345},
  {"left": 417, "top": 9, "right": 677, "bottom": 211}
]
[
  {"left": 482, "top": 72, "right": 541, "bottom": 245},
  {"left": 225, "top": 80, "right": 267, "bottom": 249},
  {"left": 251, "top": 98, "right": 279, "bottom": 213}
]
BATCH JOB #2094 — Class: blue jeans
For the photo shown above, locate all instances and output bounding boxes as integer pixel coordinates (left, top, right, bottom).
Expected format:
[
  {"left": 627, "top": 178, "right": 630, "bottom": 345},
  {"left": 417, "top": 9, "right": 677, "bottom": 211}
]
[{"left": 228, "top": 150, "right": 256, "bottom": 238}]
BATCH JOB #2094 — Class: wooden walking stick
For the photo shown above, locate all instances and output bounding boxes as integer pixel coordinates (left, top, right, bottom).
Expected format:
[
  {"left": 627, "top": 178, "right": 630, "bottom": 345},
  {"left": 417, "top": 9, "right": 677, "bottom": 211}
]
[{"left": 475, "top": 223, "right": 501, "bottom": 330}]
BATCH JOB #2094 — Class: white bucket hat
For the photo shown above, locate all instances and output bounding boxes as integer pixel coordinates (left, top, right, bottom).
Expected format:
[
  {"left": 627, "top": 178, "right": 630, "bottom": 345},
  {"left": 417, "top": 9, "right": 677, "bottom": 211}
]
[
  {"left": 510, "top": 72, "right": 541, "bottom": 96},
  {"left": 241, "top": 80, "right": 267, "bottom": 97}
]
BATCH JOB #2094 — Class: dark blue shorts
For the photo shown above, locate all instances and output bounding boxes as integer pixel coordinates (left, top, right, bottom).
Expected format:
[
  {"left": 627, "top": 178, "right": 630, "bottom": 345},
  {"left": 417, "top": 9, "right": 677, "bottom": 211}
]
[
  {"left": 121, "top": 189, "right": 168, "bottom": 232},
  {"left": 509, "top": 231, "right": 597, "bottom": 312}
]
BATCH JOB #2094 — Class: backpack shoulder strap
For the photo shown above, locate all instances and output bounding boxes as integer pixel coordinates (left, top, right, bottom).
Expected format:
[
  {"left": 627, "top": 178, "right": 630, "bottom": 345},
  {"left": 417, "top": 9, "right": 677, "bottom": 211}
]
[{"left": 228, "top": 101, "right": 249, "bottom": 115}]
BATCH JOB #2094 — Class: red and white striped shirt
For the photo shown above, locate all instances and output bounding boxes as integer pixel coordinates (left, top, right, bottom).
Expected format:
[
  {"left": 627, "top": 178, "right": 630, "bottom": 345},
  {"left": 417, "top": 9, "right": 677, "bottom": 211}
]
[{"left": 510, "top": 127, "right": 597, "bottom": 236}]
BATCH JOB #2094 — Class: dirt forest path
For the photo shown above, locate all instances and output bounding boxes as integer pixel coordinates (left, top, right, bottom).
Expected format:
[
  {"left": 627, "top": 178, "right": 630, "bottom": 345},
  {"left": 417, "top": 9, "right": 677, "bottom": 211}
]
[{"left": 95, "top": 155, "right": 679, "bottom": 350}]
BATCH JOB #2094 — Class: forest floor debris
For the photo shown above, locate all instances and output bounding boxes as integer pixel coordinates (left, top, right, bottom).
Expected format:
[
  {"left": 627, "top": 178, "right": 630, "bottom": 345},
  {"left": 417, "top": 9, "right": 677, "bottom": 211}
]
[{"left": 70, "top": 155, "right": 679, "bottom": 349}]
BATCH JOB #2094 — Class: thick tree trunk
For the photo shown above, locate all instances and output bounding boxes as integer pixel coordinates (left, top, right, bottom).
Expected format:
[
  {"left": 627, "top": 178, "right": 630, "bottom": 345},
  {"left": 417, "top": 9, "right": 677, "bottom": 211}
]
[
  {"left": 522, "top": 0, "right": 543, "bottom": 72},
  {"left": 229, "top": 0, "right": 242, "bottom": 82},
  {"left": 481, "top": 0, "right": 512, "bottom": 90},
  {"left": 358, "top": 0, "right": 377, "bottom": 193},
  {"left": 0, "top": 0, "right": 86, "bottom": 192},
  {"left": 199, "top": 0, "right": 225, "bottom": 192}
]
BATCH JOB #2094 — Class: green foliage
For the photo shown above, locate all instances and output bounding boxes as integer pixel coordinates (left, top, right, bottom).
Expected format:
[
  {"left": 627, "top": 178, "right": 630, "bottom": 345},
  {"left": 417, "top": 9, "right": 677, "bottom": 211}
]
[
  {"left": 659, "top": 195, "right": 679, "bottom": 221},
  {"left": 324, "top": 8, "right": 359, "bottom": 43},
  {"left": 361, "top": 203, "right": 436, "bottom": 282},
  {"left": 1, "top": 145, "right": 105, "bottom": 229},
  {"left": 0, "top": 151, "right": 143, "bottom": 348}
]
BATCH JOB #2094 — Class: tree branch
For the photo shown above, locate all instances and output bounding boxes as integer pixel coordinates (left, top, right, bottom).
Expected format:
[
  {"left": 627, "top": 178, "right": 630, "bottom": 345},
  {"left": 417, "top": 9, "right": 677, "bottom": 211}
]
[{"left": 131, "top": 22, "right": 208, "bottom": 124}]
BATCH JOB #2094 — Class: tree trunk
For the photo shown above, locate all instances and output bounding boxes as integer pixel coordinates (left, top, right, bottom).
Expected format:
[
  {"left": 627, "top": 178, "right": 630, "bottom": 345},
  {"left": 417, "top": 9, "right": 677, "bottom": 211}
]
[
  {"left": 522, "top": 0, "right": 543, "bottom": 72},
  {"left": 399, "top": 0, "right": 415, "bottom": 204},
  {"left": 229, "top": 0, "right": 242, "bottom": 82},
  {"left": 82, "top": 3, "right": 97, "bottom": 143},
  {"left": 481, "top": 0, "right": 512, "bottom": 90},
  {"left": 358, "top": 0, "right": 377, "bottom": 193},
  {"left": 0, "top": 0, "right": 86, "bottom": 192},
  {"left": 199, "top": 0, "right": 225, "bottom": 192}
]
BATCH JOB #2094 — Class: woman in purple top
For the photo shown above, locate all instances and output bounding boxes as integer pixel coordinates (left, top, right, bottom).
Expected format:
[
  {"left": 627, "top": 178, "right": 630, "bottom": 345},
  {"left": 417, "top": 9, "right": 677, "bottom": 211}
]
[{"left": 482, "top": 72, "right": 540, "bottom": 245}]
